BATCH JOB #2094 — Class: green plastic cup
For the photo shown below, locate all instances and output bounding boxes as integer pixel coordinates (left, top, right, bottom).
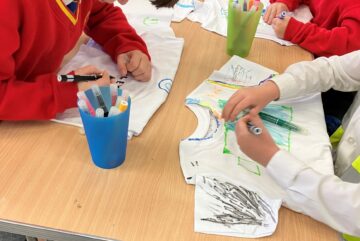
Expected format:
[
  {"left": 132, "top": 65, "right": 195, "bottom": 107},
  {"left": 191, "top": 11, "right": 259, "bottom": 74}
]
[{"left": 227, "top": 0, "right": 264, "bottom": 57}]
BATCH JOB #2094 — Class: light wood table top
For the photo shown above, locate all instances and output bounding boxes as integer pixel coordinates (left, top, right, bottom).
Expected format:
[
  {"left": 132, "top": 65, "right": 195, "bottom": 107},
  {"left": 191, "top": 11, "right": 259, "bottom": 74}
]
[{"left": 0, "top": 20, "right": 338, "bottom": 241}]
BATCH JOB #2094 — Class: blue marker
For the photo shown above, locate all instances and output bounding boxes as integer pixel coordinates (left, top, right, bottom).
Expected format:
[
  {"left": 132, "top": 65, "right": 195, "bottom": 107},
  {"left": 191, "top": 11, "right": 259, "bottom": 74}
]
[
  {"left": 247, "top": 122, "right": 262, "bottom": 135},
  {"left": 278, "top": 11, "right": 287, "bottom": 20}
]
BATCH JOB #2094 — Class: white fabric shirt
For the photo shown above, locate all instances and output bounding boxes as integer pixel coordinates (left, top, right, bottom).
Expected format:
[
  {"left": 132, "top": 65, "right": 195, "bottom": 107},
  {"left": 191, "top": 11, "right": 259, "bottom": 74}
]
[
  {"left": 269, "top": 50, "right": 360, "bottom": 235},
  {"left": 62, "top": 0, "right": 73, "bottom": 5},
  {"left": 179, "top": 56, "right": 333, "bottom": 237}
]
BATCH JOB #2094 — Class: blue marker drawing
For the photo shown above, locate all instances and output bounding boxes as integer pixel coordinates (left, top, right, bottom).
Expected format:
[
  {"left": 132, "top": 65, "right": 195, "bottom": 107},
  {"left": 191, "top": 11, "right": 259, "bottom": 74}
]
[
  {"left": 158, "top": 78, "right": 173, "bottom": 93},
  {"left": 176, "top": 0, "right": 195, "bottom": 8}
]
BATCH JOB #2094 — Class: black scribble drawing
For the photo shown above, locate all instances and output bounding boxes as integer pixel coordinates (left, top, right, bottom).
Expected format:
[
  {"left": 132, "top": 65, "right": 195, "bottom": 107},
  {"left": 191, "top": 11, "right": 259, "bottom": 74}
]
[
  {"left": 191, "top": 161, "right": 199, "bottom": 167},
  {"left": 200, "top": 177, "right": 276, "bottom": 228},
  {"left": 115, "top": 75, "right": 128, "bottom": 88},
  {"left": 230, "top": 64, "right": 254, "bottom": 85}
]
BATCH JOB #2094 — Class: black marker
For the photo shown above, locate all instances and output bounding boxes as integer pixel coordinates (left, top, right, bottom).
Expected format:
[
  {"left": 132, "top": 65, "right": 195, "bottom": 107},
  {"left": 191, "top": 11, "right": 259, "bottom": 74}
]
[{"left": 57, "top": 74, "right": 119, "bottom": 82}]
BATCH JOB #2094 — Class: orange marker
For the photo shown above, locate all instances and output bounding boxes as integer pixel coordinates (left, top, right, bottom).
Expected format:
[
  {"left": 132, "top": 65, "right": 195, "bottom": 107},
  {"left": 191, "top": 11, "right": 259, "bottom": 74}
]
[
  {"left": 248, "top": 0, "right": 254, "bottom": 9},
  {"left": 118, "top": 100, "right": 128, "bottom": 113}
]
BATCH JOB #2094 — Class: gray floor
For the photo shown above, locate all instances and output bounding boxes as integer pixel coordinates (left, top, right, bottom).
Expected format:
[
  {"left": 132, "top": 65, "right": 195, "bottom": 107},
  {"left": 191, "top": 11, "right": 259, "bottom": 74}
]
[{"left": 0, "top": 231, "right": 26, "bottom": 241}]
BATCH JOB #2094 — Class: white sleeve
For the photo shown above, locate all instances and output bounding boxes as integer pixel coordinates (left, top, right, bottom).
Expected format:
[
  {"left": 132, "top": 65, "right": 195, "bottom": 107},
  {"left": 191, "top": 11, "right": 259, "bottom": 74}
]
[
  {"left": 266, "top": 150, "right": 360, "bottom": 236},
  {"left": 272, "top": 50, "right": 360, "bottom": 99}
]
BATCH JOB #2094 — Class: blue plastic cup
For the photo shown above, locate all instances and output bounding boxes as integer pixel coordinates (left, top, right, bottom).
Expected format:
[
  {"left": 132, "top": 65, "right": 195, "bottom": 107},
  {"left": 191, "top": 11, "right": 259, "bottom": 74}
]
[{"left": 78, "top": 86, "right": 131, "bottom": 169}]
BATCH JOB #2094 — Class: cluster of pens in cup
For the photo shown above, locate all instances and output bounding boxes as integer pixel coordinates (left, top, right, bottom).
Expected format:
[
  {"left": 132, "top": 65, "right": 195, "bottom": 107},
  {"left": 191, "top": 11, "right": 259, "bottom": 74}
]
[
  {"left": 58, "top": 74, "right": 132, "bottom": 169},
  {"left": 77, "top": 84, "right": 128, "bottom": 118},
  {"left": 232, "top": 0, "right": 261, "bottom": 12}
]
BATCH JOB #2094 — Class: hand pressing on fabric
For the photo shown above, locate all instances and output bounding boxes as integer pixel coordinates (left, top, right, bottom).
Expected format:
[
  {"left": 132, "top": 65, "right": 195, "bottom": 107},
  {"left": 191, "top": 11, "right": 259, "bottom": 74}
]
[
  {"left": 117, "top": 50, "right": 152, "bottom": 82},
  {"left": 272, "top": 16, "right": 291, "bottom": 39},
  {"left": 222, "top": 81, "right": 280, "bottom": 122},
  {"left": 263, "top": 2, "right": 289, "bottom": 24},
  {"left": 74, "top": 65, "right": 111, "bottom": 91},
  {"left": 235, "top": 113, "right": 279, "bottom": 166}
]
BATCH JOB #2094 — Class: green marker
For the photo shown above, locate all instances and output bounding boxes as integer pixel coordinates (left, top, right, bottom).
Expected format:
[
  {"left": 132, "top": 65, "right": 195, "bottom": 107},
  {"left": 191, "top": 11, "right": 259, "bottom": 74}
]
[{"left": 259, "top": 112, "right": 304, "bottom": 133}]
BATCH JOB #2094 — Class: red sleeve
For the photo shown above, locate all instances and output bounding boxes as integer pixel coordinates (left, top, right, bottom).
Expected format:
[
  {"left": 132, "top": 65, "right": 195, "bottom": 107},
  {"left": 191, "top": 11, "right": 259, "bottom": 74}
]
[
  {"left": 85, "top": 1, "right": 150, "bottom": 62},
  {"left": 284, "top": 10, "right": 360, "bottom": 57},
  {"left": 269, "top": 0, "right": 302, "bottom": 11},
  {"left": 0, "top": 75, "right": 78, "bottom": 121},
  {"left": 0, "top": 2, "right": 78, "bottom": 120}
]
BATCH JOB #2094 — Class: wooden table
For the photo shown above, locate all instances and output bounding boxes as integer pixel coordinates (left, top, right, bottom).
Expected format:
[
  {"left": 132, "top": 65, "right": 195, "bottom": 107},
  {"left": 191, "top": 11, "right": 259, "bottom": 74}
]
[{"left": 0, "top": 20, "right": 338, "bottom": 241}]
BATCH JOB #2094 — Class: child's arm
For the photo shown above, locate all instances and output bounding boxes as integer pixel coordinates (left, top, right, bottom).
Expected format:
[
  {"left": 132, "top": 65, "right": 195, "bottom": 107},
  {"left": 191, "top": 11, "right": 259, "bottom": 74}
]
[
  {"left": 85, "top": 2, "right": 151, "bottom": 81},
  {"left": 235, "top": 114, "right": 360, "bottom": 236},
  {"left": 281, "top": 10, "right": 360, "bottom": 57},
  {"left": 85, "top": 2, "right": 150, "bottom": 61},
  {"left": 269, "top": 0, "right": 302, "bottom": 12},
  {"left": 0, "top": 74, "right": 78, "bottom": 120},
  {"left": 0, "top": 65, "right": 110, "bottom": 120},
  {"left": 222, "top": 50, "right": 360, "bottom": 121}
]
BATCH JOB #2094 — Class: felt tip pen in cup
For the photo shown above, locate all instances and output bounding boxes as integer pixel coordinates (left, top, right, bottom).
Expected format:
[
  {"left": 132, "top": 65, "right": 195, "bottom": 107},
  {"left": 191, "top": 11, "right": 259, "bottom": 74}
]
[
  {"left": 77, "top": 91, "right": 95, "bottom": 116},
  {"left": 247, "top": 122, "right": 262, "bottom": 135},
  {"left": 259, "top": 112, "right": 304, "bottom": 133},
  {"left": 91, "top": 85, "right": 109, "bottom": 117},
  {"left": 118, "top": 100, "right": 128, "bottom": 113},
  {"left": 108, "top": 106, "right": 121, "bottom": 117},
  {"left": 57, "top": 74, "right": 118, "bottom": 82},
  {"left": 78, "top": 99, "right": 89, "bottom": 114},
  {"left": 95, "top": 108, "right": 104, "bottom": 118}
]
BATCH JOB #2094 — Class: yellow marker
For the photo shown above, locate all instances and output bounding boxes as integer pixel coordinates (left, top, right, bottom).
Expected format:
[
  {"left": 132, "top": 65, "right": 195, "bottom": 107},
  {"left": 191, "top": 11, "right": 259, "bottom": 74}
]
[{"left": 118, "top": 100, "right": 128, "bottom": 112}]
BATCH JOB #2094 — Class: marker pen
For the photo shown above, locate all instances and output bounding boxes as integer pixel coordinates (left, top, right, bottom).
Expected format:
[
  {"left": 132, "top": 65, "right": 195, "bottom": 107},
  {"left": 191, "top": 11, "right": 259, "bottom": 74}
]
[
  {"left": 277, "top": 11, "right": 287, "bottom": 20},
  {"left": 110, "top": 84, "right": 118, "bottom": 106},
  {"left": 118, "top": 100, "right": 128, "bottom": 113},
  {"left": 77, "top": 99, "right": 89, "bottom": 114},
  {"left": 91, "top": 85, "right": 109, "bottom": 117},
  {"left": 58, "top": 74, "right": 117, "bottom": 82},
  {"left": 247, "top": 122, "right": 262, "bottom": 135},
  {"left": 95, "top": 108, "right": 104, "bottom": 118},
  {"left": 259, "top": 112, "right": 303, "bottom": 133},
  {"left": 109, "top": 106, "right": 120, "bottom": 117},
  {"left": 77, "top": 91, "right": 95, "bottom": 116}
]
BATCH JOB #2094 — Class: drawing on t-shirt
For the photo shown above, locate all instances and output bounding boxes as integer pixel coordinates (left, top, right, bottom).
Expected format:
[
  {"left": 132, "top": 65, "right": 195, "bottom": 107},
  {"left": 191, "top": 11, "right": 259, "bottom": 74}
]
[
  {"left": 198, "top": 176, "right": 277, "bottom": 227},
  {"left": 175, "top": 0, "right": 195, "bottom": 9},
  {"left": 143, "top": 16, "right": 159, "bottom": 26},
  {"left": 229, "top": 64, "right": 255, "bottom": 85},
  {"left": 219, "top": 99, "right": 293, "bottom": 175},
  {"left": 185, "top": 94, "right": 293, "bottom": 176},
  {"left": 158, "top": 78, "right": 173, "bottom": 93}
]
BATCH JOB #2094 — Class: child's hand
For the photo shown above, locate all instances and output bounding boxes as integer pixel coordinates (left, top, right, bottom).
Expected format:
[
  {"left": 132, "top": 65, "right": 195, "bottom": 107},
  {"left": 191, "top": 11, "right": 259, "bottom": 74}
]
[
  {"left": 222, "top": 81, "right": 280, "bottom": 122},
  {"left": 117, "top": 50, "right": 152, "bottom": 82},
  {"left": 74, "top": 65, "right": 111, "bottom": 91},
  {"left": 236, "top": 114, "right": 279, "bottom": 166},
  {"left": 272, "top": 16, "right": 291, "bottom": 39},
  {"left": 263, "top": 2, "right": 289, "bottom": 24}
]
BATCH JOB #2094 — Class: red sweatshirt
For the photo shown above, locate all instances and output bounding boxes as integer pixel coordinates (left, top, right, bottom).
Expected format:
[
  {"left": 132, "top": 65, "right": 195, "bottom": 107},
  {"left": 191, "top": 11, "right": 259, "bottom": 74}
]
[
  {"left": 270, "top": 0, "right": 360, "bottom": 57},
  {"left": 0, "top": 0, "right": 149, "bottom": 120}
]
